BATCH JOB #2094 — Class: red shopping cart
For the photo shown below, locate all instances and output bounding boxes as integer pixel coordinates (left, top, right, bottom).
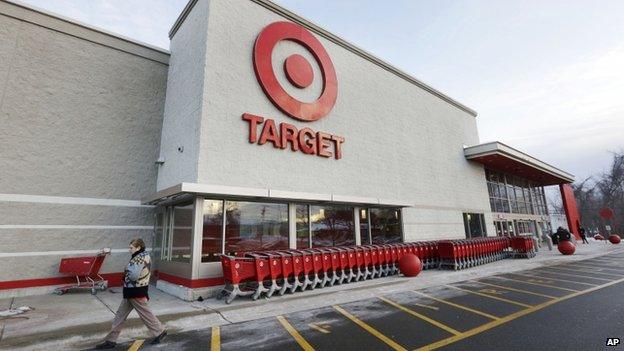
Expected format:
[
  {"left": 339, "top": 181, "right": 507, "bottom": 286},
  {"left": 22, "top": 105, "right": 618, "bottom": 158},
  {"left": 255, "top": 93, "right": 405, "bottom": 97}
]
[{"left": 54, "top": 248, "right": 111, "bottom": 295}]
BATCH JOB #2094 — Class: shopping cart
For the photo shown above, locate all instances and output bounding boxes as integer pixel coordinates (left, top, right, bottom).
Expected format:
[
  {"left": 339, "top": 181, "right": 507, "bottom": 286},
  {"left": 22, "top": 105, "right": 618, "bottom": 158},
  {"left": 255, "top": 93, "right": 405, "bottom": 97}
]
[{"left": 54, "top": 248, "right": 111, "bottom": 295}]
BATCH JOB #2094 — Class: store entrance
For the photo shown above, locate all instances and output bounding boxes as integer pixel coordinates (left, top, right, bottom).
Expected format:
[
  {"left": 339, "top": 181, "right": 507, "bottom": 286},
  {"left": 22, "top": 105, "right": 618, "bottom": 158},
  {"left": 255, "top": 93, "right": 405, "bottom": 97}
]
[{"left": 494, "top": 220, "right": 515, "bottom": 237}]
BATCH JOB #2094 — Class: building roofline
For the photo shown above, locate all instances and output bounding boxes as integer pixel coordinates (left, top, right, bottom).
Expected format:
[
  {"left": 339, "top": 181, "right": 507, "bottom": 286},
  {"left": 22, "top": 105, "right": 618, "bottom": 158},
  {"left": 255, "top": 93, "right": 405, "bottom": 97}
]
[
  {"left": 2, "top": 0, "right": 170, "bottom": 65},
  {"left": 464, "top": 141, "right": 575, "bottom": 183},
  {"left": 169, "top": 0, "right": 478, "bottom": 117}
]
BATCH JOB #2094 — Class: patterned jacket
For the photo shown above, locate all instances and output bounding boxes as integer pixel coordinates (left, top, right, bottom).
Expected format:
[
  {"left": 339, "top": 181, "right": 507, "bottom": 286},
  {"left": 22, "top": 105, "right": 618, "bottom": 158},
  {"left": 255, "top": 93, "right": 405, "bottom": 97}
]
[{"left": 123, "top": 249, "right": 151, "bottom": 299}]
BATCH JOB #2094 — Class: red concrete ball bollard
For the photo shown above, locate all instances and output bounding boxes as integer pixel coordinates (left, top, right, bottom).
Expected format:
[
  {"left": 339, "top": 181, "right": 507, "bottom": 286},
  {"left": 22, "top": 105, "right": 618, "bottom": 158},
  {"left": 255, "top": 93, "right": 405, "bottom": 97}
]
[
  {"left": 609, "top": 235, "right": 621, "bottom": 244},
  {"left": 398, "top": 253, "right": 422, "bottom": 277},
  {"left": 558, "top": 240, "right": 576, "bottom": 255}
]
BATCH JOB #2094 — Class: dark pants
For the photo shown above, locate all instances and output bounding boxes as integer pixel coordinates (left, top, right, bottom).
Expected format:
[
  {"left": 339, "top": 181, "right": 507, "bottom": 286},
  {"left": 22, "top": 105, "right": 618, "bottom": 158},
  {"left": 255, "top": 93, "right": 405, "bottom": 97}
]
[{"left": 581, "top": 235, "right": 589, "bottom": 244}]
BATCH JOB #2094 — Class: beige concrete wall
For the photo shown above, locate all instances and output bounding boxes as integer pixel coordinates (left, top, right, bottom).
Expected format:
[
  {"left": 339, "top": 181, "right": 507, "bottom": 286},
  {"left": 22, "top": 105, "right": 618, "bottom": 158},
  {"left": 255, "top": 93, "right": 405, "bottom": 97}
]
[{"left": 0, "top": 1, "right": 168, "bottom": 293}]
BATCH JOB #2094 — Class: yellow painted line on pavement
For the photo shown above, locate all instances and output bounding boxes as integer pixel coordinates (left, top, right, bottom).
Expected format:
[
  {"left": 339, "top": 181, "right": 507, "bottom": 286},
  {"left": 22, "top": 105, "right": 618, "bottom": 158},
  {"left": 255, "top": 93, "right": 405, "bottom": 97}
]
[
  {"left": 475, "top": 281, "right": 556, "bottom": 299},
  {"left": 445, "top": 285, "right": 532, "bottom": 308},
  {"left": 333, "top": 305, "right": 407, "bottom": 351},
  {"left": 568, "top": 261, "right": 624, "bottom": 272},
  {"left": 415, "top": 276, "right": 624, "bottom": 351},
  {"left": 502, "top": 275, "right": 582, "bottom": 291},
  {"left": 277, "top": 316, "right": 315, "bottom": 351},
  {"left": 127, "top": 339, "right": 144, "bottom": 351},
  {"left": 570, "top": 264, "right": 624, "bottom": 273},
  {"left": 379, "top": 297, "right": 461, "bottom": 336},
  {"left": 510, "top": 272, "right": 596, "bottom": 288},
  {"left": 573, "top": 264, "right": 624, "bottom": 273},
  {"left": 411, "top": 302, "right": 440, "bottom": 311},
  {"left": 539, "top": 268, "right": 613, "bottom": 281},
  {"left": 411, "top": 291, "right": 500, "bottom": 321},
  {"left": 308, "top": 323, "right": 331, "bottom": 334},
  {"left": 552, "top": 265, "right": 624, "bottom": 277},
  {"left": 211, "top": 326, "right": 220, "bottom": 351}
]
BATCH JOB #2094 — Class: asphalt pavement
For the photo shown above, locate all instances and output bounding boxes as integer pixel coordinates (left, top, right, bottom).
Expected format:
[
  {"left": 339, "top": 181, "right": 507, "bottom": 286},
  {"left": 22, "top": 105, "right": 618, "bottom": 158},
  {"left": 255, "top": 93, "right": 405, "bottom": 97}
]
[{"left": 97, "top": 251, "right": 624, "bottom": 351}]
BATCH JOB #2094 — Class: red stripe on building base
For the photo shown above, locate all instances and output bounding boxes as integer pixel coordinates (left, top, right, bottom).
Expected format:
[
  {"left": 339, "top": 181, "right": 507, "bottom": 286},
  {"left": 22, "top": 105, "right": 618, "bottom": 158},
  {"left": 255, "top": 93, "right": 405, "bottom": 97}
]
[
  {"left": 157, "top": 272, "right": 224, "bottom": 288},
  {"left": 0, "top": 273, "right": 124, "bottom": 290}
]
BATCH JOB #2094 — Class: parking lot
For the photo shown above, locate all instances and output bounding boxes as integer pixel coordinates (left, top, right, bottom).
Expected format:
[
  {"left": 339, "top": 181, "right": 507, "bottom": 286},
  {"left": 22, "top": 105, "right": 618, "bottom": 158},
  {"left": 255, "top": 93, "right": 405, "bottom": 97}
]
[{"left": 110, "top": 251, "right": 624, "bottom": 351}]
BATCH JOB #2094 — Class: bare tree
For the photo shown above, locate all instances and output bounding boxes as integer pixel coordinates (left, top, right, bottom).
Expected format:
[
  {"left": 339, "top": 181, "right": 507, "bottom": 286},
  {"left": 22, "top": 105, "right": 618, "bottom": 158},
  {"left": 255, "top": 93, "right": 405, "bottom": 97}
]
[{"left": 573, "top": 151, "right": 624, "bottom": 234}]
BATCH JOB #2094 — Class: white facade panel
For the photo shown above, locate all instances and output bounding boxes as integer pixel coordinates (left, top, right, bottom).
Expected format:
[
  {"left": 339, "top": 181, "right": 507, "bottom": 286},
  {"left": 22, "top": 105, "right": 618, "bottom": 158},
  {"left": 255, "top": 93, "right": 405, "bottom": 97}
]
[
  {"left": 156, "top": 0, "right": 211, "bottom": 189},
  {"left": 162, "top": 0, "right": 494, "bottom": 240}
]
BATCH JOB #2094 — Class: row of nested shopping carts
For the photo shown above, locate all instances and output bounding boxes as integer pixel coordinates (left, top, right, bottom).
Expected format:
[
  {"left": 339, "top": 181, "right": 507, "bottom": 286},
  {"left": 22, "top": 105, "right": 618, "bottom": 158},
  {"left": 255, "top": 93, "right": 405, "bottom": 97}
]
[{"left": 217, "top": 236, "right": 536, "bottom": 304}]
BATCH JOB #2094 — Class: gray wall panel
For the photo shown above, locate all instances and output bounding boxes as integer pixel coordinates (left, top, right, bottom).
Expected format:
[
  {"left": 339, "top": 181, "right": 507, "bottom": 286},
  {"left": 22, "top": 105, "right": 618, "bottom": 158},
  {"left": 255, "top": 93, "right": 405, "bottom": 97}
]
[
  {"left": 0, "top": 13, "right": 167, "bottom": 199},
  {"left": 0, "top": 252, "right": 131, "bottom": 281},
  {"left": 0, "top": 228, "right": 153, "bottom": 252},
  {"left": 0, "top": 202, "right": 154, "bottom": 226}
]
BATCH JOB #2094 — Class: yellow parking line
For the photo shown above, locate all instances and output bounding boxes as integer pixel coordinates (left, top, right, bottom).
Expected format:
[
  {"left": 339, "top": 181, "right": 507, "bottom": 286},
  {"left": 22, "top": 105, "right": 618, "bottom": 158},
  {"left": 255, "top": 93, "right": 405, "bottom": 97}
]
[
  {"left": 276, "top": 316, "right": 314, "bottom": 351},
  {"left": 552, "top": 266, "right": 624, "bottom": 277},
  {"left": 378, "top": 297, "right": 461, "bottom": 336},
  {"left": 568, "top": 262, "right": 611, "bottom": 268},
  {"left": 539, "top": 268, "right": 613, "bottom": 281},
  {"left": 445, "top": 285, "right": 532, "bottom": 308},
  {"left": 308, "top": 323, "right": 331, "bottom": 334},
  {"left": 332, "top": 305, "right": 407, "bottom": 351},
  {"left": 416, "top": 276, "right": 624, "bottom": 351},
  {"left": 567, "top": 261, "right": 624, "bottom": 272},
  {"left": 411, "top": 291, "right": 500, "bottom": 321},
  {"left": 127, "top": 339, "right": 144, "bottom": 351},
  {"left": 574, "top": 265, "right": 624, "bottom": 274},
  {"left": 211, "top": 326, "right": 220, "bottom": 351},
  {"left": 503, "top": 274, "right": 583, "bottom": 291},
  {"left": 513, "top": 272, "right": 597, "bottom": 286},
  {"left": 475, "top": 281, "right": 556, "bottom": 299}
]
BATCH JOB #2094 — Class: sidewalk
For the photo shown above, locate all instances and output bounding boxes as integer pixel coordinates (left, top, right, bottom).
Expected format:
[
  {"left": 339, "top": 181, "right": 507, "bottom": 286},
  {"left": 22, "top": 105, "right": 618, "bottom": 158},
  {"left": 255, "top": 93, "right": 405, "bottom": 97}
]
[{"left": 0, "top": 240, "right": 620, "bottom": 351}]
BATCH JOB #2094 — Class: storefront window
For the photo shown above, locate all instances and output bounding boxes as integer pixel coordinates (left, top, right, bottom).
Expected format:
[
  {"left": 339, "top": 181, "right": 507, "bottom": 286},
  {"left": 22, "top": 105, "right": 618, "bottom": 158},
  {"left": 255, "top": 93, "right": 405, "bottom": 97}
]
[
  {"left": 296, "top": 204, "right": 310, "bottom": 249},
  {"left": 154, "top": 211, "right": 165, "bottom": 260},
  {"left": 463, "top": 213, "right": 486, "bottom": 238},
  {"left": 225, "top": 201, "right": 289, "bottom": 255},
  {"left": 370, "top": 208, "right": 402, "bottom": 244},
  {"left": 310, "top": 205, "right": 355, "bottom": 247},
  {"left": 359, "top": 209, "right": 370, "bottom": 244},
  {"left": 171, "top": 203, "right": 194, "bottom": 262},
  {"left": 202, "top": 200, "right": 224, "bottom": 262},
  {"left": 486, "top": 169, "right": 547, "bottom": 215}
]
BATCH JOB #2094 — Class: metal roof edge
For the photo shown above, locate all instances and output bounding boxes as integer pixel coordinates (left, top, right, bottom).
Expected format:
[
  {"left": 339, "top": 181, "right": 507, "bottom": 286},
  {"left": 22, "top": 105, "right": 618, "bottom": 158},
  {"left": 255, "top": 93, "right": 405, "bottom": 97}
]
[
  {"left": 143, "top": 182, "right": 413, "bottom": 207},
  {"left": 464, "top": 141, "right": 575, "bottom": 182},
  {"left": 2, "top": 0, "right": 170, "bottom": 64},
  {"left": 168, "top": 0, "right": 198, "bottom": 39}
]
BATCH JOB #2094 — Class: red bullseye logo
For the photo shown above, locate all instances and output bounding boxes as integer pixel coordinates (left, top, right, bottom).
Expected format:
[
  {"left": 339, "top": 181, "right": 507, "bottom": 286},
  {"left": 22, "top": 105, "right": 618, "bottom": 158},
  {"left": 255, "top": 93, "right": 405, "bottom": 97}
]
[{"left": 253, "top": 21, "right": 338, "bottom": 122}]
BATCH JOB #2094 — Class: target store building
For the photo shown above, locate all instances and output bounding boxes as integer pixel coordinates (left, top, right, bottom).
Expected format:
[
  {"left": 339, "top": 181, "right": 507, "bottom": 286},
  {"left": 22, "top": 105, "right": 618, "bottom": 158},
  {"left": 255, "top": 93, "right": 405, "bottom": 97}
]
[{"left": 0, "top": 0, "right": 580, "bottom": 300}]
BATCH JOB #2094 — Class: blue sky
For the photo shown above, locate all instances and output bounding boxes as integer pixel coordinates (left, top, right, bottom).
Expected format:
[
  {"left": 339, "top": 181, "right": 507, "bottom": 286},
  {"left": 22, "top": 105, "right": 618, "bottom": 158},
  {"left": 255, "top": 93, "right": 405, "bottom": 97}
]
[{"left": 19, "top": 0, "right": 624, "bottom": 184}]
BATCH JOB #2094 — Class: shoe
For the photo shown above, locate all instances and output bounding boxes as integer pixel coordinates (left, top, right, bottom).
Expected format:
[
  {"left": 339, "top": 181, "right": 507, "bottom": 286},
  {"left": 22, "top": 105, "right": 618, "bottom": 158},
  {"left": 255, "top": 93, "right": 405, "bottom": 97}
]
[
  {"left": 95, "top": 340, "right": 117, "bottom": 349},
  {"left": 150, "top": 330, "right": 167, "bottom": 344}
]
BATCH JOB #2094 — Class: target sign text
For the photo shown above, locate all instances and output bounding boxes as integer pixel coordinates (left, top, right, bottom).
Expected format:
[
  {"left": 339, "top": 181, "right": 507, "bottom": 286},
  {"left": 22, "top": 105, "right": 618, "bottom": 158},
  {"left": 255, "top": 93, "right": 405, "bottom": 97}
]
[
  {"left": 243, "top": 21, "right": 344, "bottom": 160},
  {"left": 242, "top": 113, "right": 344, "bottom": 159}
]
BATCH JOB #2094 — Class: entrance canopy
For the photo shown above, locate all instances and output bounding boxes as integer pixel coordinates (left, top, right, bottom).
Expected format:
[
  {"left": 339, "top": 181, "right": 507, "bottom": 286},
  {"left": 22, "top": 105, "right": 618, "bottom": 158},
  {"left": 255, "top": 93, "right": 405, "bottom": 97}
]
[
  {"left": 142, "top": 182, "right": 413, "bottom": 207},
  {"left": 464, "top": 142, "right": 574, "bottom": 186}
]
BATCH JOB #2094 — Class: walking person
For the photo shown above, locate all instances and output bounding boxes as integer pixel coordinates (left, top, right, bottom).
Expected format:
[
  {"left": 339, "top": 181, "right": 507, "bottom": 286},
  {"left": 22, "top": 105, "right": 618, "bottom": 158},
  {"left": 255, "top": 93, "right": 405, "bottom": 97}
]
[
  {"left": 580, "top": 227, "right": 589, "bottom": 244},
  {"left": 96, "top": 239, "right": 167, "bottom": 349}
]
